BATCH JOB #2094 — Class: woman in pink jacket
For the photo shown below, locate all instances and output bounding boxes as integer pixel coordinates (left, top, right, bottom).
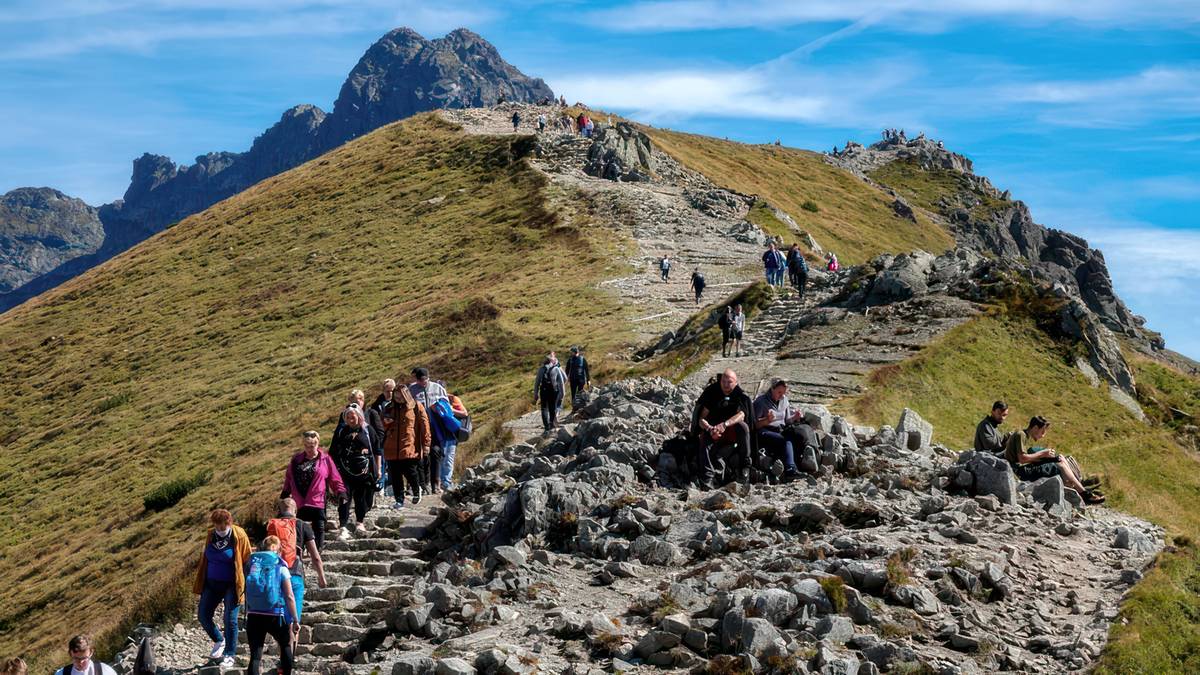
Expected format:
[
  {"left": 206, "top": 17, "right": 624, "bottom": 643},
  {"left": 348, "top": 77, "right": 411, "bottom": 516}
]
[{"left": 282, "top": 430, "right": 347, "bottom": 550}]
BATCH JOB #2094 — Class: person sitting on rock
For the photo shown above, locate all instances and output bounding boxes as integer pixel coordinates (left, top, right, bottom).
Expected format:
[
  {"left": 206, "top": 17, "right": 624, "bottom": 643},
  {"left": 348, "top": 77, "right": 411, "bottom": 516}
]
[
  {"left": 974, "top": 400, "right": 1009, "bottom": 455},
  {"left": 1004, "top": 416, "right": 1104, "bottom": 505},
  {"left": 753, "top": 379, "right": 803, "bottom": 481},
  {"left": 693, "top": 368, "right": 756, "bottom": 489}
]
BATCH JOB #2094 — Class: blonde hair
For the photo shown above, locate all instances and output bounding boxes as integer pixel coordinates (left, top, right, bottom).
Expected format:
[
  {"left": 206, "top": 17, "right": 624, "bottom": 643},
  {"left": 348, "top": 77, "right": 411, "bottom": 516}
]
[
  {"left": 349, "top": 389, "right": 365, "bottom": 401},
  {"left": 1, "top": 657, "right": 27, "bottom": 675},
  {"left": 302, "top": 430, "right": 320, "bottom": 442},
  {"left": 261, "top": 535, "right": 281, "bottom": 551},
  {"left": 277, "top": 497, "right": 296, "bottom": 516},
  {"left": 383, "top": 378, "right": 396, "bottom": 388}
]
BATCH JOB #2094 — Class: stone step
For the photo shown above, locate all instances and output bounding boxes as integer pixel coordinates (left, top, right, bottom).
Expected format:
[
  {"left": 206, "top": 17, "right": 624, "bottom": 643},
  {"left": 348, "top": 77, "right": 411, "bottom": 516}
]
[
  {"left": 302, "top": 610, "right": 373, "bottom": 628},
  {"left": 323, "top": 537, "right": 415, "bottom": 552},
  {"left": 322, "top": 558, "right": 427, "bottom": 577},
  {"left": 321, "top": 548, "right": 419, "bottom": 562}
]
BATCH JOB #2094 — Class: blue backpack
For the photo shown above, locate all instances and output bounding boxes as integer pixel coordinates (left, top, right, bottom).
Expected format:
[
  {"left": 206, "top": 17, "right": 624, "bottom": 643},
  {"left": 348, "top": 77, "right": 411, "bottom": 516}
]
[
  {"left": 429, "top": 399, "right": 462, "bottom": 445},
  {"left": 244, "top": 551, "right": 285, "bottom": 615}
]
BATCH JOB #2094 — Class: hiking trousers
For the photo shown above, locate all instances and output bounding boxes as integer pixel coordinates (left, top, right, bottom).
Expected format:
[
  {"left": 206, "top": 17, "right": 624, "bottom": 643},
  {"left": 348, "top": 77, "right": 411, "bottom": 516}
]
[
  {"left": 757, "top": 429, "right": 798, "bottom": 472},
  {"left": 540, "top": 399, "right": 558, "bottom": 430},
  {"left": 296, "top": 505, "right": 326, "bottom": 551},
  {"left": 247, "top": 613, "right": 293, "bottom": 675},
  {"left": 338, "top": 480, "right": 373, "bottom": 527},
  {"left": 699, "top": 421, "right": 752, "bottom": 482},
  {"left": 387, "top": 458, "right": 422, "bottom": 501}
]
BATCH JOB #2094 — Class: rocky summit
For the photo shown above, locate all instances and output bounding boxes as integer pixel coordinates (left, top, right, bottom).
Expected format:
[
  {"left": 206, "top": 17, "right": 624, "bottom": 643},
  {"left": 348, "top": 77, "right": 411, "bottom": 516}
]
[
  {"left": 116, "top": 378, "right": 1160, "bottom": 675},
  {"left": 0, "top": 187, "right": 102, "bottom": 294},
  {"left": 0, "top": 27, "right": 552, "bottom": 313}
]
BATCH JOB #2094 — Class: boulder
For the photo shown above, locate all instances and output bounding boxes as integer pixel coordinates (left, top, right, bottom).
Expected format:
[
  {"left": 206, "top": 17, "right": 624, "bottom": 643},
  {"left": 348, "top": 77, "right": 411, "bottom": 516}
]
[
  {"left": 1113, "top": 526, "right": 1155, "bottom": 553},
  {"left": 436, "top": 658, "right": 475, "bottom": 675},
  {"left": 745, "top": 588, "right": 799, "bottom": 625},
  {"left": 956, "top": 451, "right": 1017, "bottom": 505},
  {"left": 740, "top": 618, "right": 787, "bottom": 658},
  {"left": 1028, "top": 476, "right": 1067, "bottom": 511},
  {"left": 896, "top": 408, "right": 933, "bottom": 451},
  {"left": 393, "top": 655, "right": 437, "bottom": 675},
  {"left": 814, "top": 615, "right": 855, "bottom": 645}
]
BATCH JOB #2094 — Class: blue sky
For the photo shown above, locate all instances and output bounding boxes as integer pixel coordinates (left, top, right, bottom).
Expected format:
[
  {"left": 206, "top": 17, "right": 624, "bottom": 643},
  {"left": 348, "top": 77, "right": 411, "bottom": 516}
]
[{"left": 1, "top": 1, "right": 1197, "bottom": 357}]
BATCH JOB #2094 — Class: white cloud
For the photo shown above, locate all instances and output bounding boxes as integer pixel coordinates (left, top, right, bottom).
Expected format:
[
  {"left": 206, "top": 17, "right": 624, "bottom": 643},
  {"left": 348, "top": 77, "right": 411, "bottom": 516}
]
[{"left": 583, "top": 0, "right": 1200, "bottom": 32}]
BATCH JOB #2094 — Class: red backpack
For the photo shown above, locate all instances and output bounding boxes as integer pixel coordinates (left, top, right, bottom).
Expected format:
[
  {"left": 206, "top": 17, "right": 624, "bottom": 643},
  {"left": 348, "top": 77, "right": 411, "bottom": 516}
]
[{"left": 267, "top": 518, "right": 298, "bottom": 568}]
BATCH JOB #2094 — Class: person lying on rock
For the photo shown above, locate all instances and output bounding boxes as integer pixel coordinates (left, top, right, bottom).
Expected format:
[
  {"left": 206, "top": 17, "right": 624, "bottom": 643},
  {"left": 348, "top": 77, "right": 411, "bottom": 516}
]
[
  {"left": 753, "top": 378, "right": 804, "bottom": 482},
  {"left": 974, "top": 400, "right": 1009, "bottom": 455},
  {"left": 693, "top": 368, "right": 755, "bottom": 489},
  {"left": 1004, "top": 416, "right": 1105, "bottom": 505}
]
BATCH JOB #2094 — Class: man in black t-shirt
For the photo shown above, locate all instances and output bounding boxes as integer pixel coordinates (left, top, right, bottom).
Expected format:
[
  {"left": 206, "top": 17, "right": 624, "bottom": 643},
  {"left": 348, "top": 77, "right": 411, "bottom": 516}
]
[
  {"left": 276, "top": 498, "right": 327, "bottom": 625},
  {"left": 692, "top": 368, "right": 755, "bottom": 489}
]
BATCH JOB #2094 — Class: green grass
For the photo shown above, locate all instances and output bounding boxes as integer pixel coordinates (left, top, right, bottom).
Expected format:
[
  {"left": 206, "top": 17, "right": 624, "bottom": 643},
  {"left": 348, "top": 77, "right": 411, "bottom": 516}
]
[
  {"left": 845, "top": 315, "right": 1200, "bottom": 673},
  {"left": 143, "top": 470, "right": 212, "bottom": 511},
  {"left": 0, "top": 114, "right": 637, "bottom": 667},
  {"left": 640, "top": 127, "right": 954, "bottom": 264},
  {"left": 868, "top": 158, "right": 1008, "bottom": 223}
]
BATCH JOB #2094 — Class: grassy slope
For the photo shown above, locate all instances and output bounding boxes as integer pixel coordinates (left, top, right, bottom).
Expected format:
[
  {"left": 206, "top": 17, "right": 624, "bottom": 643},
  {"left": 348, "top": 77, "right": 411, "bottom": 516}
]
[
  {"left": 868, "top": 158, "right": 1008, "bottom": 222},
  {"left": 845, "top": 315, "right": 1200, "bottom": 673},
  {"left": 641, "top": 128, "right": 955, "bottom": 264},
  {"left": 0, "top": 115, "right": 634, "bottom": 666}
]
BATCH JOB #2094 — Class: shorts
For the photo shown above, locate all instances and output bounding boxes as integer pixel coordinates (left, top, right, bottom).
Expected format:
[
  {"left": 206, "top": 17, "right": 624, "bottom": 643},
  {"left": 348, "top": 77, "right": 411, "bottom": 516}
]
[
  {"left": 1014, "top": 461, "right": 1059, "bottom": 481},
  {"left": 731, "top": 329, "right": 743, "bottom": 340}
]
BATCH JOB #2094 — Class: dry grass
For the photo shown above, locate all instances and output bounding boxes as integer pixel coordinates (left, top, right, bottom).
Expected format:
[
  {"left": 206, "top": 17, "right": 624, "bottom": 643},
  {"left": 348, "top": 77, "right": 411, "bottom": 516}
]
[
  {"left": 640, "top": 127, "right": 954, "bottom": 264},
  {"left": 0, "top": 114, "right": 637, "bottom": 667}
]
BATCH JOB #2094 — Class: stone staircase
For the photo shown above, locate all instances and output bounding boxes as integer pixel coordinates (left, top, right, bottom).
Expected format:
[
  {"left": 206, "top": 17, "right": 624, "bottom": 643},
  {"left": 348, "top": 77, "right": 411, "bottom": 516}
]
[{"left": 739, "top": 288, "right": 812, "bottom": 356}]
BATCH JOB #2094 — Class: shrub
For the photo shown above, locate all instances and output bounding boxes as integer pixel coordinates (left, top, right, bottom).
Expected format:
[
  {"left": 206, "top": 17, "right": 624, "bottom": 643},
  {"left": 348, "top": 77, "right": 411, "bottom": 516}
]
[
  {"left": 818, "top": 576, "right": 848, "bottom": 613},
  {"left": 886, "top": 546, "right": 918, "bottom": 587},
  {"left": 801, "top": 199, "right": 820, "bottom": 213},
  {"left": 94, "top": 391, "right": 133, "bottom": 414},
  {"left": 143, "top": 470, "right": 211, "bottom": 511}
]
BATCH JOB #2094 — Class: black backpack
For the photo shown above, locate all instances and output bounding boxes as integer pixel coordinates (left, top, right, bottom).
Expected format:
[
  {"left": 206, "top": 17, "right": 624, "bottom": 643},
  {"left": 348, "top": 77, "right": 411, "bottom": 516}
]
[{"left": 539, "top": 365, "right": 562, "bottom": 401}]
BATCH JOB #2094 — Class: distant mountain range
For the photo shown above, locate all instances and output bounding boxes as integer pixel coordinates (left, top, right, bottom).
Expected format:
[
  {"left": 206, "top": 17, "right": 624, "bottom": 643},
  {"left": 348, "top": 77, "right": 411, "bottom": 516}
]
[{"left": 0, "top": 27, "right": 553, "bottom": 312}]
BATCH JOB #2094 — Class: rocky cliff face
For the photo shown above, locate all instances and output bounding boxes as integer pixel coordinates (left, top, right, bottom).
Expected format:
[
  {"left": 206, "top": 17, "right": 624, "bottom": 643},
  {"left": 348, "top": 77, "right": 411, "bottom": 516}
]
[
  {"left": 0, "top": 27, "right": 552, "bottom": 313},
  {"left": 0, "top": 188, "right": 103, "bottom": 294},
  {"left": 827, "top": 137, "right": 1160, "bottom": 350}
]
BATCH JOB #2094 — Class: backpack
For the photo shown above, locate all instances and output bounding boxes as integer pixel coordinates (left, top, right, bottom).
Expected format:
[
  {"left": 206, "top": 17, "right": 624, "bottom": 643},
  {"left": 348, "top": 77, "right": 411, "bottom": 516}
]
[
  {"left": 539, "top": 366, "right": 562, "bottom": 401},
  {"left": 244, "top": 551, "right": 285, "bottom": 615},
  {"left": 693, "top": 273, "right": 706, "bottom": 288},
  {"left": 797, "top": 256, "right": 808, "bottom": 273},
  {"left": 267, "top": 518, "right": 299, "bottom": 569}
]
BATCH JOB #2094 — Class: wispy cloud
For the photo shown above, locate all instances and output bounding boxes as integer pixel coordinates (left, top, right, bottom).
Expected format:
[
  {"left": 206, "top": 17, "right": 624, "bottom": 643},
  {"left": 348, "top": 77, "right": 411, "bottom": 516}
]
[{"left": 583, "top": 0, "right": 1200, "bottom": 32}]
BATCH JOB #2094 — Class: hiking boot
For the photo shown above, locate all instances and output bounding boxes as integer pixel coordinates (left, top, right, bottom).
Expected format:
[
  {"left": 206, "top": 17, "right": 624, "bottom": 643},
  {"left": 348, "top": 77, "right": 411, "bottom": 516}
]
[
  {"left": 210, "top": 640, "right": 225, "bottom": 660},
  {"left": 699, "top": 478, "right": 715, "bottom": 491},
  {"left": 781, "top": 469, "right": 801, "bottom": 483}
]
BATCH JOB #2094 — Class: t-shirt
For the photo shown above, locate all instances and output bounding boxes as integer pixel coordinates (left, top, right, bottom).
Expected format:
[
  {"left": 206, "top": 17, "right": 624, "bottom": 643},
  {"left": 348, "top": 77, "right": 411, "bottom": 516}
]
[
  {"left": 698, "top": 384, "right": 746, "bottom": 426},
  {"left": 753, "top": 393, "right": 793, "bottom": 430},
  {"left": 294, "top": 456, "right": 319, "bottom": 498},
  {"left": 284, "top": 518, "right": 316, "bottom": 578},
  {"left": 205, "top": 530, "right": 236, "bottom": 582},
  {"left": 1003, "top": 430, "right": 1032, "bottom": 468}
]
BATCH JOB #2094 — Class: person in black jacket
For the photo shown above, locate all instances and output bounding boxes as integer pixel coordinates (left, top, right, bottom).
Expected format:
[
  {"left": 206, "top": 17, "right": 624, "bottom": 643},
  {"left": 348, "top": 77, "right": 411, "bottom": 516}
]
[
  {"left": 692, "top": 368, "right": 756, "bottom": 489},
  {"left": 330, "top": 407, "right": 375, "bottom": 539},
  {"left": 368, "top": 379, "right": 395, "bottom": 491},
  {"left": 566, "top": 346, "right": 590, "bottom": 408}
]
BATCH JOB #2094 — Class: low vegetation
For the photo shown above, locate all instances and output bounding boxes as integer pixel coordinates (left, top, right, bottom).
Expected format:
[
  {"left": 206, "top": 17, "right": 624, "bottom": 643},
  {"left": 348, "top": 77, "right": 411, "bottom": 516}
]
[
  {"left": 0, "top": 114, "right": 637, "bottom": 667},
  {"left": 846, "top": 315, "right": 1200, "bottom": 672},
  {"left": 868, "top": 158, "right": 1008, "bottom": 223},
  {"left": 640, "top": 127, "right": 954, "bottom": 263}
]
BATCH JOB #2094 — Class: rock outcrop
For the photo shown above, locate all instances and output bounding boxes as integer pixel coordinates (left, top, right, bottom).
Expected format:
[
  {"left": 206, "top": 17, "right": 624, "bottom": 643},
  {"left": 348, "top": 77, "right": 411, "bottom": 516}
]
[
  {"left": 0, "top": 27, "right": 553, "bottom": 313},
  {"left": 0, "top": 188, "right": 103, "bottom": 293}
]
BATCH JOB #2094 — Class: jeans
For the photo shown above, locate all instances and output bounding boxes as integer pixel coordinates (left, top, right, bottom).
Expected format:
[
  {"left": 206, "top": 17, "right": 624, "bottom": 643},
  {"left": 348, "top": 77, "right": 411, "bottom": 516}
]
[
  {"left": 285, "top": 574, "right": 304, "bottom": 624},
  {"left": 197, "top": 578, "right": 239, "bottom": 657},
  {"left": 757, "top": 429, "right": 798, "bottom": 471},
  {"left": 439, "top": 440, "right": 458, "bottom": 489},
  {"left": 246, "top": 613, "right": 293, "bottom": 675},
  {"left": 297, "top": 505, "right": 326, "bottom": 550},
  {"left": 540, "top": 399, "right": 558, "bottom": 430}
]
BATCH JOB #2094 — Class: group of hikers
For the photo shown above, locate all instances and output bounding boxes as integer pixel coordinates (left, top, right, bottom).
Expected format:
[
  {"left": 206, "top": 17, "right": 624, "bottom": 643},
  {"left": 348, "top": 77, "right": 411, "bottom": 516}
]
[
  {"left": 508, "top": 108, "right": 598, "bottom": 138},
  {"left": 974, "top": 401, "right": 1106, "bottom": 505}
]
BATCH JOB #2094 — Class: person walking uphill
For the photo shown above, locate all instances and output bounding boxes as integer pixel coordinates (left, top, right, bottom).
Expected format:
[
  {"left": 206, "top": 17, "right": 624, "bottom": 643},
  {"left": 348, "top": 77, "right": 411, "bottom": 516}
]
[
  {"left": 659, "top": 255, "right": 671, "bottom": 282},
  {"left": 534, "top": 355, "right": 567, "bottom": 431},
  {"left": 762, "top": 242, "right": 785, "bottom": 287},
  {"left": 718, "top": 306, "right": 733, "bottom": 357},
  {"left": 192, "top": 509, "right": 252, "bottom": 668},
  {"left": 280, "top": 430, "right": 347, "bottom": 550},
  {"left": 382, "top": 385, "right": 431, "bottom": 507},
  {"left": 243, "top": 536, "right": 300, "bottom": 675},
  {"left": 690, "top": 268, "right": 706, "bottom": 305},
  {"left": 566, "top": 346, "right": 591, "bottom": 409},
  {"left": 410, "top": 367, "right": 452, "bottom": 494},
  {"left": 787, "top": 244, "right": 808, "bottom": 298},
  {"left": 330, "top": 407, "right": 375, "bottom": 540},
  {"left": 511, "top": 111, "right": 521, "bottom": 132}
]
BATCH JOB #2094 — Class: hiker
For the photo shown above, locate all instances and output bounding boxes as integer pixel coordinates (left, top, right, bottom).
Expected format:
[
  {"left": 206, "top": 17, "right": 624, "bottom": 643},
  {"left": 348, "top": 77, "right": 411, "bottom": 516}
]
[
  {"left": 718, "top": 306, "right": 733, "bottom": 358},
  {"left": 762, "top": 242, "right": 784, "bottom": 286},
  {"left": 368, "top": 380, "right": 394, "bottom": 491},
  {"left": 566, "top": 345, "right": 591, "bottom": 408},
  {"left": 511, "top": 111, "right": 521, "bottom": 132},
  {"left": 243, "top": 536, "right": 300, "bottom": 675},
  {"left": 974, "top": 400, "right": 1009, "bottom": 454},
  {"left": 193, "top": 508, "right": 252, "bottom": 667},
  {"left": 281, "top": 430, "right": 347, "bottom": 550},
  {"left": 787, "top": 244, "right": 809, "bottom": 299},
  {"left": 410, "top": 367, "right": 451, "bottom": 493},
  {"left": 730, "top": 304, "right": 745, "bottom": 357},
  {"left": 56, "top": 636, "right": 117, "bottom": 675},
  {"left": 269, "top": 497, "right": 327, "bottom": 630},
  {"left": 497, "top": 93, "right": 506, "bottom": 105},
  {"left": 559, "top": 94, "right": 567, "bottom": 106},
  {"left": 693, "top": 369, "right": 755, "bottom": 489},
  {"left": 753, "top": 379, "right": 804, "bottom": 481},
  {"left": 537, "top": 113, "right": 547, "bottom": 133},
  {"left": 330, "top": 407, "right": 375, "bottom": 539},
  {"left": 439, "top": 385, "right": 470, "bottom": 490},
  {"left": 826, "top": 252, "right": 840, "bottom": 272},
  {"left": 1, "top": 658, "right": 25, "bottom": 675},
  {"left": 659, "top": 254, "right": 671, "bottom": 281},
  {"left": 576, "top": 113, "right": 587, "bottom": 137},
  {"left": 382, "top": 384, "right": 431, "bottom": 507},
  {"left": 1004, "top": 416, "right": 1104, "bottom": 504},
  {"left": 690, "top": 268, "right": 706, "bottom": 304},
  {"left": 534, "top": 355, "right": 567, "bottom": 431},
  {"left": 585, "top": 116, "right": 595, "bottom": 137}
]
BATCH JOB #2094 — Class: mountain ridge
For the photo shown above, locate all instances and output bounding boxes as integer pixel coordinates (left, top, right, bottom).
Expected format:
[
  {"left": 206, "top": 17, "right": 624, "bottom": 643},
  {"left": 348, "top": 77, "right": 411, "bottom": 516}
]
[{"left": 0, "top": 27, "right": 553, "bottom": 313}]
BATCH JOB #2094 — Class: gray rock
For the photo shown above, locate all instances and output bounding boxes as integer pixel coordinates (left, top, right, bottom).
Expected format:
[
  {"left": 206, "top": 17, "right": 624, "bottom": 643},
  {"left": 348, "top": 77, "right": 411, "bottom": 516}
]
[
  {"left": 393, "top": 655, "right": 437, "bottom": 675},
  {"left": 814, "top": 615, "right": 855, "bottom": 644},
  {"left": 436, "top": 658, "right": 475, "bottom": 675},
  {"left": 1029, "top": 476, "right": 1067, "bottom": 511},
  {"left": 746, "top": 588, "right": 799, "bottom": 625},
  {"left": 896, "top": 408, "right": 933, "bottom": 450},
  {"left": 957, "top": 451, "right": 1018, "bottom": 505},
  {"left": 631, "top": 535, "right": 684, "bottom": 566},
  {"left": 634, "top": 630, "right": 681, "bottom": 658},
  {"left": 791, "top": 501, "right": 835, "bottom": 531},
  {"left": 489, "top": 546, "right": 526, "bottom": 569},
  {"left": 741, "top": 617, "right": 787, "bottom": 658},
  {"left": 1113, "top": 526, "right": 1155, "bottom": 553},
  {"left": 660, "top": 613, "right": 691, "bottom": 636}
]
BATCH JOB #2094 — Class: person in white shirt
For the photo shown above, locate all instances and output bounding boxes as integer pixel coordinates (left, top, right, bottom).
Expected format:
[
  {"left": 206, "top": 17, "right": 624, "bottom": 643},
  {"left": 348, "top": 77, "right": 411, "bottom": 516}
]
[{"left": 58, "top": 635, "right": 117, "bottom": 675}]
